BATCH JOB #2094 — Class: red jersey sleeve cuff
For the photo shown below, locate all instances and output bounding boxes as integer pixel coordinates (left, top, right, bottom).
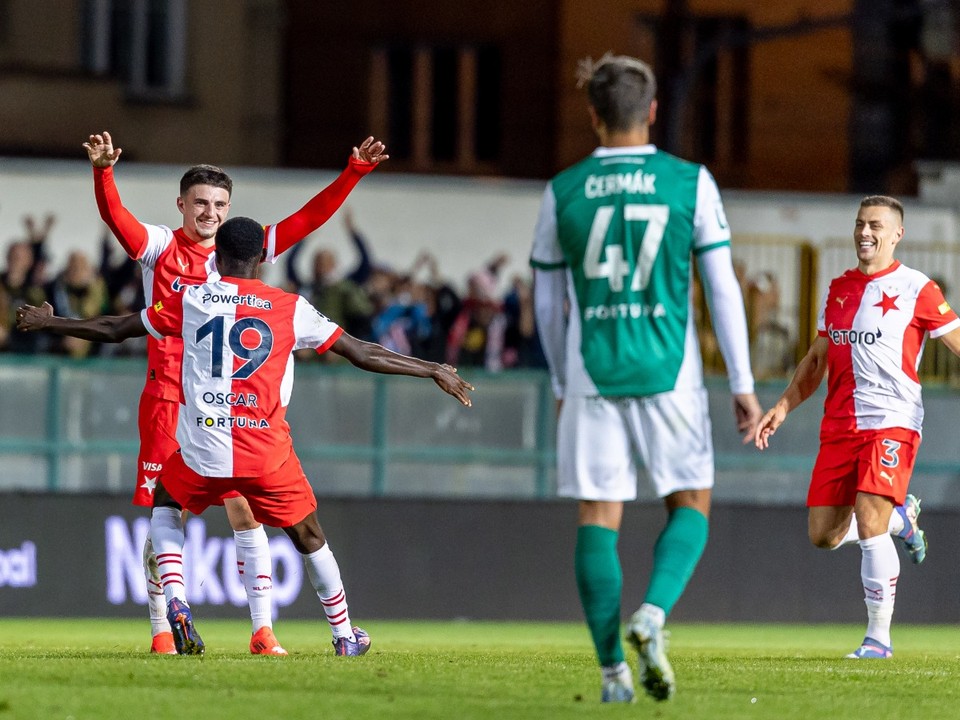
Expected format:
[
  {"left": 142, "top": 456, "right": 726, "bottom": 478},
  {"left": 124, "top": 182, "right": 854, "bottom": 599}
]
[{"left": 315, "top": 326, "right": 344, "bottom": 355}]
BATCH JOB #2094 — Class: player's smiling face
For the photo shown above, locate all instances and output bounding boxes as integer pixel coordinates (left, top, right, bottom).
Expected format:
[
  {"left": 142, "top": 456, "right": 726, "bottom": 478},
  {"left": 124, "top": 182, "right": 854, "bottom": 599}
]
[
  {"left": 178, "top": 184, "right": 231, "bottom": 244},
  {"left": 853, "top": 205, "right": 903, "bottom": 274}
]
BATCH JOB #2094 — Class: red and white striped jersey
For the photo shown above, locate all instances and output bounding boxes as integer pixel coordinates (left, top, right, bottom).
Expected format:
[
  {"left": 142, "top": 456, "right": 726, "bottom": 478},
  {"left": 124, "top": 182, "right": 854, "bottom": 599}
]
[
  {"left": 818, "top": 260, "right": 960, "bottom": 434},
  {"left": 142, "top": 277, "right": 343, "bottom": 477}
]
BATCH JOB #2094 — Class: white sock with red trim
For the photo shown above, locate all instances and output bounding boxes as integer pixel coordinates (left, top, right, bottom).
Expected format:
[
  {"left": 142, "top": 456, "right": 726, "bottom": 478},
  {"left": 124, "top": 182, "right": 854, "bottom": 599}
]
[
  {"left": 302, "top": 543, "right": 355, "bottom": 641},
  {"left": 859, "top": 533, "right": 899, "bottom": 647},
  {"left": 151, "top": 506, "right": 187, "bottom": 604},
  {"left": 235, "top": 526, "right": 273, "bottom": 633},
  {"left": 142, "top": 536, "right": 169, "bottom": 636},
  {"left": 835, "top": 511, "right": 906, "bottom": 548}
]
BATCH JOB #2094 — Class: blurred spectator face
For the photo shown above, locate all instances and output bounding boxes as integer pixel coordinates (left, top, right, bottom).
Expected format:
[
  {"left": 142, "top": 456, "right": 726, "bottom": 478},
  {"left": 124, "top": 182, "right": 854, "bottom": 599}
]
[
  {"left": 6, "top": 241, "right": 32, "bottom": 274},
  {"left": 64, "top": 251, "right": 94, "bottom": 287},
  {"left": 313, "top": 249, "right": 337, "bottom": 280},
  {"left": 468, "top": 269, "right": 498, "bottom": 302}
]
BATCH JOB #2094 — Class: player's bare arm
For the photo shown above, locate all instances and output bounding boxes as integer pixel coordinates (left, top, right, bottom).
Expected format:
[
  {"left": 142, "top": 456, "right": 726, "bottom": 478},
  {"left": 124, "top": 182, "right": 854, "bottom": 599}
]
[
  {"left": 936, "top": 325, "right": 960, "bottom": 358},
  {"left": 16, "top": 302, "right": 146, "bottom": 343},
  {"left": 352, "top": 136, "right": 389, "bottom": 164},
  {"left": 330, "top": 332, "right": 473, "bottom": 406},
  {"left": 754, "top": 336, "right": 829, "bottom": 450},
  {"left": 83, "top": 131, "right": 122, "bottom": 168}
]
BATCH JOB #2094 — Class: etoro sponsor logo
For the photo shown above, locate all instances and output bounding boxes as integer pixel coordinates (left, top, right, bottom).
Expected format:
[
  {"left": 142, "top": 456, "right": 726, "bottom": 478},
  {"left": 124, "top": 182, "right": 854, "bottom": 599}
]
[
  {"left": 0, "top": 541, "right": 37, "bottom": 588},
  {"left": 105, "top": 516, "right": 302, "bottom": 607},
  {"left": 827, "top": 324, "right": 881, "bottom": 345}
]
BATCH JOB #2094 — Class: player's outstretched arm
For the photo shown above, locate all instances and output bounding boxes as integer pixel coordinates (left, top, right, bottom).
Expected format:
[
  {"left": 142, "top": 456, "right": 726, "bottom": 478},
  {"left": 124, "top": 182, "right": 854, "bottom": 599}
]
[
  {"left": 16, "top": 302, "right": 147, "bottom": 343},
  {"left": 753, "top": 336, "right": 828, "bottom": 450},
  {"left": 83, "top": 131, "right": 122, "bottom": 168},
  {"left": 329, "top": 332, "right": 473, "bottom": 406},
  {"left": 267, "top": 137, "right": 388, "bottom": 260},
  {"left": 937, "top": 325, "right": 960, "bottom": 358}
]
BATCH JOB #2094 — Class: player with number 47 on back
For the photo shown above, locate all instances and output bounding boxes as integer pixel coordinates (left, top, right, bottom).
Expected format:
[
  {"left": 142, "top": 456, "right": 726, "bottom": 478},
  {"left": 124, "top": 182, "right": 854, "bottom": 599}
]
[{"left": 529, "top": 53, "right": 761, "bottom": 703}]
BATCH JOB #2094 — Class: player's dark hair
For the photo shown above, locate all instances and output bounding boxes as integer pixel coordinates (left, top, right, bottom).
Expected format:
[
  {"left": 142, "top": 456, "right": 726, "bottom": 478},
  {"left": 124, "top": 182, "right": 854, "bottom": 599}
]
[
  {"left": 215, "top": 217, "right": 264, "bottom": 263},
  {"left": 860, "top": 195, "right": 904, "bottom": 222},
  {"left": 581, "top": 53, "right": 657, "bottom": 132},
  {"left": 180, "top": 164, "right": 233, "bottom": 197}
]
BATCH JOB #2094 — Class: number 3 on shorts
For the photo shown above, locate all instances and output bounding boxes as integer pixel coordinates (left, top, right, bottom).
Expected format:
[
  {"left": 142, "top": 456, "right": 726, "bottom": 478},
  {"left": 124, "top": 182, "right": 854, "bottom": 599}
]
[{"left": 880, "top": 438, "right": 901, "bottom": 468}]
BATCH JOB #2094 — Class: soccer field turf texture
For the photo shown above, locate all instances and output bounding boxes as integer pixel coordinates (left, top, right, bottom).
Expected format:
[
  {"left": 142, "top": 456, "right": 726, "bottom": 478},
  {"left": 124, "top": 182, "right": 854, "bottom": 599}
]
[{"left": 1, "top": 620, "right": 958, "bottom": 720}]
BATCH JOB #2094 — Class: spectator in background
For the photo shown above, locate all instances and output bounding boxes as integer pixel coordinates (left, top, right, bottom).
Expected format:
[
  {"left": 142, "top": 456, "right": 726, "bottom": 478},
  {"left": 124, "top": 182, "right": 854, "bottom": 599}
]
[
  {"left": 286, "top": 208, "right": 376, "bottom": 350},
  {"left": 47, "top": 250, "right": 109, "bottom": 358},
  {"left": 0, "top": 215, "right": 55, "bottom": 353},
  {"left": 502, "top": 274, "right": 547, "bottom": 369},
  {"left": 447, "top": 253, "right": 509, "bottom": 371}
]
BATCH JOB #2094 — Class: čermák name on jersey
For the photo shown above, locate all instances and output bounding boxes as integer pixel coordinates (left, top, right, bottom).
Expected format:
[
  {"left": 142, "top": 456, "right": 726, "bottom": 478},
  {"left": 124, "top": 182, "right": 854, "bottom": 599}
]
[
  {"left": 201, "top": 292, "right": 273, "bottom": 309},
  {"left": 584, "top": 170, "right": 657, "bottom": 198},
  {"left": 584, "top": 302, "right": 667, "bottom": 321}
]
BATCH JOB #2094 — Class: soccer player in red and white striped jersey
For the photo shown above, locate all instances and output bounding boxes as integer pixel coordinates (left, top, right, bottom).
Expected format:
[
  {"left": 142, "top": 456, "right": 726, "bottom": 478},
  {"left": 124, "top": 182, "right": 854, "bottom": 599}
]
[
  {"left": 83, "top": 130, "right": 387, "bottom": 654},
  {"left": 755, "top": 195, "right": 960, "bottom": 659},
  {"left": 15, "top": 216, "right": 474, "bottom": 656}
]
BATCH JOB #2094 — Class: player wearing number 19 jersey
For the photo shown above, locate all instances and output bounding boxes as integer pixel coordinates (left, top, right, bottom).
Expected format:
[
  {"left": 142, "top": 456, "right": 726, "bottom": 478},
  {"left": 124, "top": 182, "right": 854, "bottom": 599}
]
[
  {"left": 530, "top": 54, "right": 761, "bottom": 703},
  {"left": 756, "top": 195, "right": 960, "bottom": 660},
  {"left": 84, "top": 130, "right": 386, "bottom": 655}
]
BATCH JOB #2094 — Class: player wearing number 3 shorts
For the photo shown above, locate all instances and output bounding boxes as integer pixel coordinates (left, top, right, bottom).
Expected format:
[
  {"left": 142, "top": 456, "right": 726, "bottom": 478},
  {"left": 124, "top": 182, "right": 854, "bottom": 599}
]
[
  {"left": 755, "top": 196, "right": 960, "bottom": 660},
  {"left": 530, "top": 54, "right": 762, "bottom": 703}
]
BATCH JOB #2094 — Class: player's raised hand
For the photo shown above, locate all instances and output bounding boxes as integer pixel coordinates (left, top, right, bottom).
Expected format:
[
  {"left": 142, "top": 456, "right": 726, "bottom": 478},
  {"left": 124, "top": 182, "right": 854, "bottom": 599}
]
[
  {"left": 352, "top": 136, "right": 389, "bottom": 164},
  {"left": 15, "top": 302, "right": 54, "bottom": 332},
  {"left": 83, "top": 131, "right": 122, "bottom": 168},
  {"left": 432, "top": 364, "right": 474, "bottom": 407},
  {"left": 753, "top": 402, "right": 788, "bottom": 450}
]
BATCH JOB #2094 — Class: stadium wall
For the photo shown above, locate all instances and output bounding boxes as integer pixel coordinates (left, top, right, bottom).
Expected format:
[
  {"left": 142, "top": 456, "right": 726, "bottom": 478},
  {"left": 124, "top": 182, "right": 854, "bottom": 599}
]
[{"left": 0, "top": 493, "right": 955, "bottom": 624}]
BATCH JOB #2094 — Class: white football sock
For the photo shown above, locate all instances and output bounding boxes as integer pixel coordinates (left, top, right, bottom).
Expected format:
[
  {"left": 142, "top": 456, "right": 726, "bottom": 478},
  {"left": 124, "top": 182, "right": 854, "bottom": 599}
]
[
  {"left": 859, "top": 533, "right": 899, "bottom": 647},
  {"left": 234, "top": 526, "right": 273, "bottom": 633},
  {"left": 151, "top": 506, "right": 187, "bottom": 604},
  {"left": 303, "top": 543, "right": 355, "bottom": 641},
  {"left": 834, "top": 511, "right": 905, "bottom": 549},
  {"left": 142, "top": 536, "right": 169, "bottom": 636}
]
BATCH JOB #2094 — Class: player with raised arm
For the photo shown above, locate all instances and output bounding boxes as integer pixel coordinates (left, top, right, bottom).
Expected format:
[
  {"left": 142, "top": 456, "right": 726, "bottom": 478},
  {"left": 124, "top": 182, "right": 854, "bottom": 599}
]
[
  {"left": 17, "top": 216, "right": 473, "bottom": 656},
  {"left": 755, "top": 196, "right": 955, "bottom": 659},
  {"left": 530, "top": 54, "right": 762, "bottom": 703},
  {"left": 83, "top": 130, "right": 387, "bottom": 655}
]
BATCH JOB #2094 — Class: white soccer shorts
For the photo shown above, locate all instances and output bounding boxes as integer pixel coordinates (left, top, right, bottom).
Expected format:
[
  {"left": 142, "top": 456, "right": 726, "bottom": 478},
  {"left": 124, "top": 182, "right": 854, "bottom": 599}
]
[{"left": 556, "top": 388, "right": 714, "bottom": 501}]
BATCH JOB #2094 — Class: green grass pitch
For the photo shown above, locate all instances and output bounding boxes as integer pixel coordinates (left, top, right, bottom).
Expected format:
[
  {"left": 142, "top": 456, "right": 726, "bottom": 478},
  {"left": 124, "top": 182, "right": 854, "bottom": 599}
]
[{"left": 1, "top": 619, "right": 959, "bottom": 719}]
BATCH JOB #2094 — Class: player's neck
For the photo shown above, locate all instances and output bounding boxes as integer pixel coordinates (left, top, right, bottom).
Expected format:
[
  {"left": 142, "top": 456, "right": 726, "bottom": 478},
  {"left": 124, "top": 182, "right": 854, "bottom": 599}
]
[
  {"left": 181, "top": 227, "right": 216, "bottom": 248},
  {"left": 858, "top": 258, "right": 897, "bottom": 276},
  {"left": 597, "top": 126, "right": 650, "bottom": 148}
]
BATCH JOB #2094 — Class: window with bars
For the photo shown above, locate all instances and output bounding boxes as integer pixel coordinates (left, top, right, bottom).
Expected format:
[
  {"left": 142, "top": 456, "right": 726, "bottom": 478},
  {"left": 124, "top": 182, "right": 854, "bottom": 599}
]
[
  {"left": 370, "top": 43, "right": 501, "bottom": 172},
  {"left": 80, "top": 0, "right": 187, "bottom": 101}
]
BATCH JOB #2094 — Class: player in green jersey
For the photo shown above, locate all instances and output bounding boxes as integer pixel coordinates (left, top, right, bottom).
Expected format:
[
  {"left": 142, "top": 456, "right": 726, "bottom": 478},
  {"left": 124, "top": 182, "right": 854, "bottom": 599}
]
[{"left": 530, "top": 53, "right": 762, "bottom": 703}]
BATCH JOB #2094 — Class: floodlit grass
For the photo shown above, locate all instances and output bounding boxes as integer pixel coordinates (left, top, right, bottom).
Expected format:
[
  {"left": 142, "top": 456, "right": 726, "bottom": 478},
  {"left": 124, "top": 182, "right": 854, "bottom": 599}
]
[{"left": 1, "top": 619, "right": 960, "bottom": 719}]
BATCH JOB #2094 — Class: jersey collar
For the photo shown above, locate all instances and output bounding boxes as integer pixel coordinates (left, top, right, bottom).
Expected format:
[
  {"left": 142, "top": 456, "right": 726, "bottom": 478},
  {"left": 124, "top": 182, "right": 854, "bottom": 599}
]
[{"left": 592, "top": 144, "right": 657, "bottom": 157}]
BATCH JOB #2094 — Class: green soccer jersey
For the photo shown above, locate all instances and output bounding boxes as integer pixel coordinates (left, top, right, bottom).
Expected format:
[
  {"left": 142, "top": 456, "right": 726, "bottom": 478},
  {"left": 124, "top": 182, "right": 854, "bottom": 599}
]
[{"left": 530, "top": 145, "right": 732, "bottom": 397}]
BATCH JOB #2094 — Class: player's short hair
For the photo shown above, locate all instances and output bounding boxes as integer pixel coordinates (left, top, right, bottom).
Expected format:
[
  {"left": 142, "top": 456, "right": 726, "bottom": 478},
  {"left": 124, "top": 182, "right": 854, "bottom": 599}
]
[
  {"left": 860, "top": 195, "right": 904, "bottom": 222},
  {"left": 180, "top": 164, "right": 233, "bottom": 197},
  {"left": 577, "top": 52, "right": 657, "bottom": 132},
  {"left": 215, "top": 217, "right": 264, "bottom": 262}
]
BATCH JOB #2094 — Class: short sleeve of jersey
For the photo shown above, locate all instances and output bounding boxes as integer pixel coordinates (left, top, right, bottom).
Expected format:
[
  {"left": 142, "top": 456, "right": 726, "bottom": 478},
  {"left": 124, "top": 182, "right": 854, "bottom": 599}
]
[
  {"left": 262, "top": 224, "right": 280, "bottom": 265},
  {"left": 142, "top": 290, "right": 185, "bottom": 340},
  {"left": 138, "top": 225, "right": 176, "bottom": 269},
  {"left": 816, "top": 290, "right": 828, "bottom": 335},
  {"left": 529, "top": 184, "right": 566, "bottom": 270},
  {"left": 916, "top": 280, "right": 960, "bottom": 337},
  {"left": 293, "top": 296, "right": 343, "bottom": 352},
  {"left": 692, "top": 166, "right": 732, "bottom": 254}
]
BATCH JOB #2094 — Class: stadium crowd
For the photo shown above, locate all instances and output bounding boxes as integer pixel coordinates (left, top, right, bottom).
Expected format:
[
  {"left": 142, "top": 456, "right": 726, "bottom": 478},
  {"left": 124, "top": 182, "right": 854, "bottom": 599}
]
[{"left": 0, "top": 211, "right": 548, "bottom": 371}]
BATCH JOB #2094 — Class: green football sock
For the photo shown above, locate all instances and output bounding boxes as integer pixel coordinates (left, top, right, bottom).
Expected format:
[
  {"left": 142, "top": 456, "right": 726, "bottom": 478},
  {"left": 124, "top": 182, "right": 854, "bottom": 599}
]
[
  {"left": 643, "top": 506, "right": 709, "bottom": 615},
  {"left": 575, "top": 525, "right": 624, "bottom": 666}
]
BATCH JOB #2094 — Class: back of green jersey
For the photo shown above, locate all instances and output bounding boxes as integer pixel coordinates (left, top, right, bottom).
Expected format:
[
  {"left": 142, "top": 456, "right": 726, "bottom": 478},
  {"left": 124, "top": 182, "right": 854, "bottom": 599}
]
[{"left": 550, "top": 146, "right": 726, "bottom": 396}]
